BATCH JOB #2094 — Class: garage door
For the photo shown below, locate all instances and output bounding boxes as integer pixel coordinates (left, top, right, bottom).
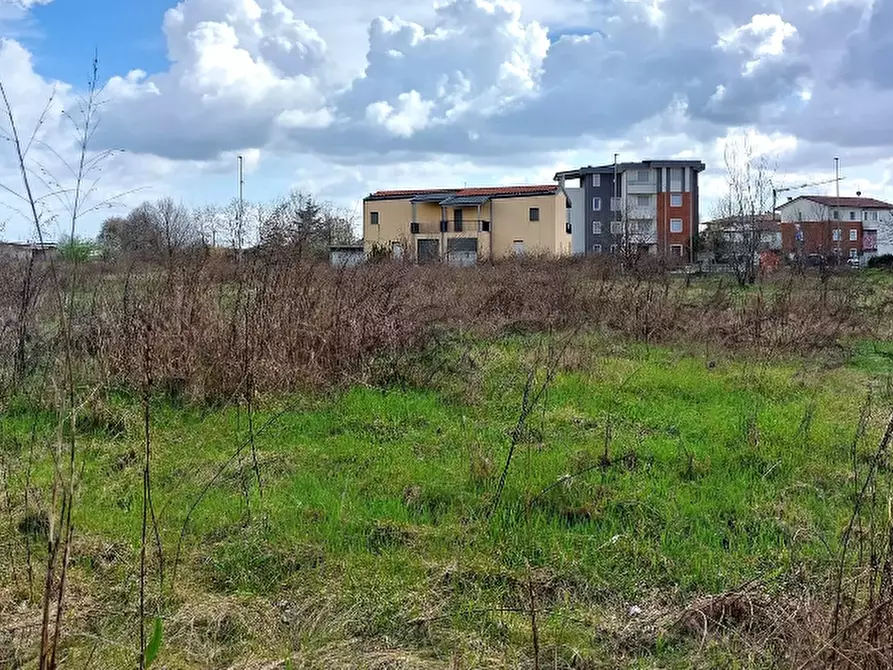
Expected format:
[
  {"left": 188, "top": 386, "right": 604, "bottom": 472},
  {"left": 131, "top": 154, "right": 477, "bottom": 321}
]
[{"left": 447, "top": 238, "right": 478, "bottom": 267}]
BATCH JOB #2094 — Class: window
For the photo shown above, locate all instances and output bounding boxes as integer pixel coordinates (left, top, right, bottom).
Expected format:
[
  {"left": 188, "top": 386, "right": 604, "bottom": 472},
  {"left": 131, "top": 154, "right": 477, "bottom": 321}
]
[
  {"left": 636, "top": 195, "right": 651, "bottom": 207},
  {"left": 610, "top": 244, "right": 618, "bottom": 254},
  {"left": 513, "top": 240, "right": 525, "bottom": 255},
  {"left": 454, "top": 209, "right": 463, "bottom": 232},
  {"left": 670, "top": 244, "right": 683, "bottom": 257},
  {"left": 850, "top": 211, "right": 857, "bottom": 221},
  {"left": 529, "top": 207, "right": 540, "bottom": 222},
  {"left": 635, "top": 169, "right": 651, "bottom": 183},
  {"left": 832, "top": 210, "right": 840, "bottom": 220},
  {"left": 670, "top": 218, "right": 683, "bottom": 233},
  {"left": 797, "top": 211, "right": 803, "bottom": 222},
  {"left": 392, "top": 242, "right": 403, "bottom": 259},
  {"left": 670, "top": 168, "right": 683, "bottom": 192},
  {"left": 592, "top": 174, "right": 601, "bottom": 187},
  {"left": 480, "top": 220, "right": 491, "bottom": 232},
  {"left": 592, "top": 221, "right": 602, "bottom": 235},
  {"left": 832, "top": 229, "right": 841, "bottom": 242},
  {"left": 849, "top": 229, "right": 858, "bottom": 241},
  {"left": 610, "top": 197, "right": 622, "bottom": 212},
  {"left": 670, "top": 193, "right": 683, "bottom": 208},
  {"left": 370, "top": 211, "right": 380, "bottom": 225},
  {"left": 592, "top": 244, "right": 602, "bottom": 253},
  {"left": 864, "top": 211, "right": 869, "bottom": 221},
  {"left": 610, "top": 221, "right": 624, "bottom": 234},
  {"left": 849, "top": 248, "right": 859, "bottom": 259},
  {"left": 872, "top": 211, "right": 879, "bottom": 221},
  {"left": 592, "top": 197, "right": 601, "bottom": 211}
]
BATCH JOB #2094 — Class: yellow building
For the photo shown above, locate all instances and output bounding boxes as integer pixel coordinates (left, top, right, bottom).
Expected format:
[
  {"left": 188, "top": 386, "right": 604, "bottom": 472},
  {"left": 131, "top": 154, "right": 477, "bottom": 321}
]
[{"left": 362, "top": 185, "right": 571, "bottom": 263}]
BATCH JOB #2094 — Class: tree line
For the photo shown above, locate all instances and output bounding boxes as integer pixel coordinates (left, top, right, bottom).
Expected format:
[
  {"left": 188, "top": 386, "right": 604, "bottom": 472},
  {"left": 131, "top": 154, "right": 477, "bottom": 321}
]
[{"left": 95, "top": 191, "right": 358, "bottom": 261}]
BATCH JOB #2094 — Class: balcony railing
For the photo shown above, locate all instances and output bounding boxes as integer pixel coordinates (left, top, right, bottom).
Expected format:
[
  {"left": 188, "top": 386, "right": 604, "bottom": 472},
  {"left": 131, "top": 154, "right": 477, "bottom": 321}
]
[{"left": 410, "top": 219, "right": 490, "bottom": 235}]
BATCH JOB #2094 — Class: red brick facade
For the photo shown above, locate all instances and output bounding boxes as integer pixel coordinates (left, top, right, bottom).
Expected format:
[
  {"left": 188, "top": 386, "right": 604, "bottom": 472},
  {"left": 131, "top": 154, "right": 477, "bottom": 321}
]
[
  {"left": 657, "top": 192, "right": 694, "bottom": 255},
  {"left": 781, "top": 221, "right": 862, "bottom": 257}
]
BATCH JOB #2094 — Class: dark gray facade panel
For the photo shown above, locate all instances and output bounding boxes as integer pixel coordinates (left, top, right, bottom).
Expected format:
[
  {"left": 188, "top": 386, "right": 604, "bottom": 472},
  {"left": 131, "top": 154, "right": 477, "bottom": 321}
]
[{"left": 584, "top": 172, "right": 618, "bottom": 253}]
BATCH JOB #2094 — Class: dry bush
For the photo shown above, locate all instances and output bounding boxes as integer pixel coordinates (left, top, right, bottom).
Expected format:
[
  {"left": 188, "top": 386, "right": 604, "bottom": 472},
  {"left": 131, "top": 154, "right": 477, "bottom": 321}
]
[{"left": 0, "top": 254, "right": 884, "bottom": 401}]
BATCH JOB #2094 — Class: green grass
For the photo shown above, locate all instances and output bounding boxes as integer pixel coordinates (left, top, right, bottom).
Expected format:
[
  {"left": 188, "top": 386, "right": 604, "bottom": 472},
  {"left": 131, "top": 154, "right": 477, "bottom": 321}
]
[{"left": 3, "top": 334, "right": 892, "bottom": 668}]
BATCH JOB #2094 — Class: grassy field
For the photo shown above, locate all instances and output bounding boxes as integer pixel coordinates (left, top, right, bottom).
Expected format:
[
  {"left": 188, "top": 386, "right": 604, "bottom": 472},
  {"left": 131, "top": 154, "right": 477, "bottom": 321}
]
[{"left": 4, "top": 329, "right": 893, "bottom": 668}]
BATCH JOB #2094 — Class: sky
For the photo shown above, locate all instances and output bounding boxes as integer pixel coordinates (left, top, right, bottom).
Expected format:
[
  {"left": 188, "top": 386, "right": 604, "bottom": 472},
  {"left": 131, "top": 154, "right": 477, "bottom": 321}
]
[{"left": 1, "top": 0, "right": 893, "bottom": 242}]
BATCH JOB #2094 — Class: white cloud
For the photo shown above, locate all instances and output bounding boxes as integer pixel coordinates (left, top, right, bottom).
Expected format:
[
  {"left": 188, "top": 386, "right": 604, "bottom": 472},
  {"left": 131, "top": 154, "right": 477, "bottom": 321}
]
[
  {"left": 365, "top": 90, "right": 434, "bottom": 137},
  {"left": 718, "top": 13, "right": 798, "bottom": 75}
]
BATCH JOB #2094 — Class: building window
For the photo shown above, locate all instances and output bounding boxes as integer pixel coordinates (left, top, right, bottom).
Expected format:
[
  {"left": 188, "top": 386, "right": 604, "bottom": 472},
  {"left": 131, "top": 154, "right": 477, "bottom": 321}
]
[
  {"left": 592, "top": 221, "right": 602, "bottom": 235},
  {"left": 670, "top": 218, "right": 683, "bottom": 233},
  {"left": 670, "top": 244, "right": 683, "bottom": 257},
  {"left": 797, "top": 211, "right": 803, "bottom": 221},
  {"left": 592, "top": 197, "right": 601, "bottom": 211},
  {"left": 454, "top": 209, "right": 463, "bottom": 232},
  {"left": 832, "top": 229, "right": 841, "bottom": 242},
  {"left": 849, "top": 229, "right": 858, "bottom": 241},
  {"left": 513, "top": 240, "right": 525, "bottom": 255},
  {"left": 635, "top": 169, "right": 651, "bottom": 183},
  {"left": 592, "top": 174, "right": 601, "bottom": 187},
  {"left": 670, "top": 168, "right": 683, "bottom": 191},
  {"left": 636, "top": 195, "right": 651, "bottom": 207},
  {"left": 832, "top": 210, "right": 840, "bottom": 220},
  {"left": 370, "top": 211, "right": 380, "bottom": 225},
  {"left": 610, "top": 244, "right": 618, "bottom": 254},
  {"left": 850, "top": 211, "right": 857, "bottom": 221},
  {"left": 610, "top": 197, "right": 622, "bottom": 212},
  {"left": 529, "top": 207, "right": 540, "bottom": 222},
  {"left": 872, "top": 211, "right": 879, "bottom": 221},
  {"left": 670, "top": 193, "right": 682, "bottom": 208},
  {"left": 850, "top": 248, "right": 859, "bottom": 259},
  {"left": 593, "top": 244, "right": 602, "bottom": 253},
  {"left": 864, "top": 211, "right": 869, "bottom": 221},
  {"left": 480, "top": 220, "right": 491, "bottom": 232},
  {"left": 610, "top": 221, "right": 624, "bottom": 234}
]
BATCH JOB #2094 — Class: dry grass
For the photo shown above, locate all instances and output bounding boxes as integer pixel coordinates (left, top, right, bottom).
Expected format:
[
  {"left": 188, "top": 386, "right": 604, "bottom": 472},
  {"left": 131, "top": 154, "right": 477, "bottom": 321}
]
[{"left": 0, "top": 254, "right": 886, "bottom": 400}]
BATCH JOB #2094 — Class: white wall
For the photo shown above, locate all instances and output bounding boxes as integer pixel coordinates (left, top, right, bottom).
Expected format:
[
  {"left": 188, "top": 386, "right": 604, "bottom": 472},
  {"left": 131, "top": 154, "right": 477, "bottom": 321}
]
[
  {"left": 779, "top": 199, "right": 875, "bottom": 224},
  {"left": 876, "top": 210, "right": 893, "bottom": 256},
  {"left": 565, "top": 186, "right": 586, "bottom": 255},
  {"left": 778, "top": 199, "right": 832, "bottom": 222}
]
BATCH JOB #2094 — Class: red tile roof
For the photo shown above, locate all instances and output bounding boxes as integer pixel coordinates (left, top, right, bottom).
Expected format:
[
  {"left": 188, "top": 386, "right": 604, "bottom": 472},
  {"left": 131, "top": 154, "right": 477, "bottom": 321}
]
[
  {"left": 370, "top": 188, "right": 458, "bottom": 198},
  {"left": 793, "top": 195, "right": 893, "bottom": 209},
  {"left": 368, "top": 184, "right": 559, "bottom": 199},
  {"left": 454, "top": 185, "right": 559, "bottom": 196}
]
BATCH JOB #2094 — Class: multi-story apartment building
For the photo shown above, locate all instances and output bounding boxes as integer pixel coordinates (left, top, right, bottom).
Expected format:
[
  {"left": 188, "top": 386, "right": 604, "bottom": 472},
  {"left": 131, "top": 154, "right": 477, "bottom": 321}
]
[
  {"left": 778, "top": 195, "right": 893, "bottom": 264},
  {"left": 555, "top": 159, "right": 706, "bottom": 258},
  {"left": 362, "top": 184, "right": 571, "bottom": 263}
]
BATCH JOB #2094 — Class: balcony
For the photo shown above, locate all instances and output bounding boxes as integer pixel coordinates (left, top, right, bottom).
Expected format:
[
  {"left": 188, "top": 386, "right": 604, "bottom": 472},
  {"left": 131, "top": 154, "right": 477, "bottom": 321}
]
[{"left": 410, "top": 219, "right": 490, "bottom": 235}]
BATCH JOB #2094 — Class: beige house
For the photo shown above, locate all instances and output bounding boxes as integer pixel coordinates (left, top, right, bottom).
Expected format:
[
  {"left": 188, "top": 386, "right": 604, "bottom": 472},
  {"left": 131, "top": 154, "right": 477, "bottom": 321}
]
[{"left": 363, "top": 185, "right": 571, "bottom": 263}]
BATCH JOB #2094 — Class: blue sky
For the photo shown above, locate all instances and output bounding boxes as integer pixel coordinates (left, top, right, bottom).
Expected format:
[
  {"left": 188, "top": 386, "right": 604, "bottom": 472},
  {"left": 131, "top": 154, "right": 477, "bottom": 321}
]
[
  {"left": 27, "top": 0, "right": 169, "bottom": 83},
  {"left": 2, "top": 0, "right": 893, "bottom": 242}
]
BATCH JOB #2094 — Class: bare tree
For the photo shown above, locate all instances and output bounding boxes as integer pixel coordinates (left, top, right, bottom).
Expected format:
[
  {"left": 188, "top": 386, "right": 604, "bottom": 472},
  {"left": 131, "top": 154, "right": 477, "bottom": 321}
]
[
  {"left": 153, "top": 197, "right": 195, "bottom": 260},
  {"left": 258, "top": 190, "right": 354, "bottom": 260},
  {"left": 713, "top": 138, "right": 776, "bottom": 286},
  {"left": 98, "top": 198, "right": 198, "bottom": 261}
]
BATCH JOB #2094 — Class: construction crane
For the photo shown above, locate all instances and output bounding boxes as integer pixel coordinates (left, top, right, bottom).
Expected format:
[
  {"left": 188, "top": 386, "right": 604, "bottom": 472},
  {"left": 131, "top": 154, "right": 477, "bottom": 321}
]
[{"left": 772, "top": 176, "right": 846, "bottom": 216}]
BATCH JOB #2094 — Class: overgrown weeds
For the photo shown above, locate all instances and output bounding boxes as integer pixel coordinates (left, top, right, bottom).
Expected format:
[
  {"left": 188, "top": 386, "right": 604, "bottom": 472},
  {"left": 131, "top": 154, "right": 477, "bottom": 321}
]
[{"left": 1, "top": 256, "right": 886, "bottom": 403}]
